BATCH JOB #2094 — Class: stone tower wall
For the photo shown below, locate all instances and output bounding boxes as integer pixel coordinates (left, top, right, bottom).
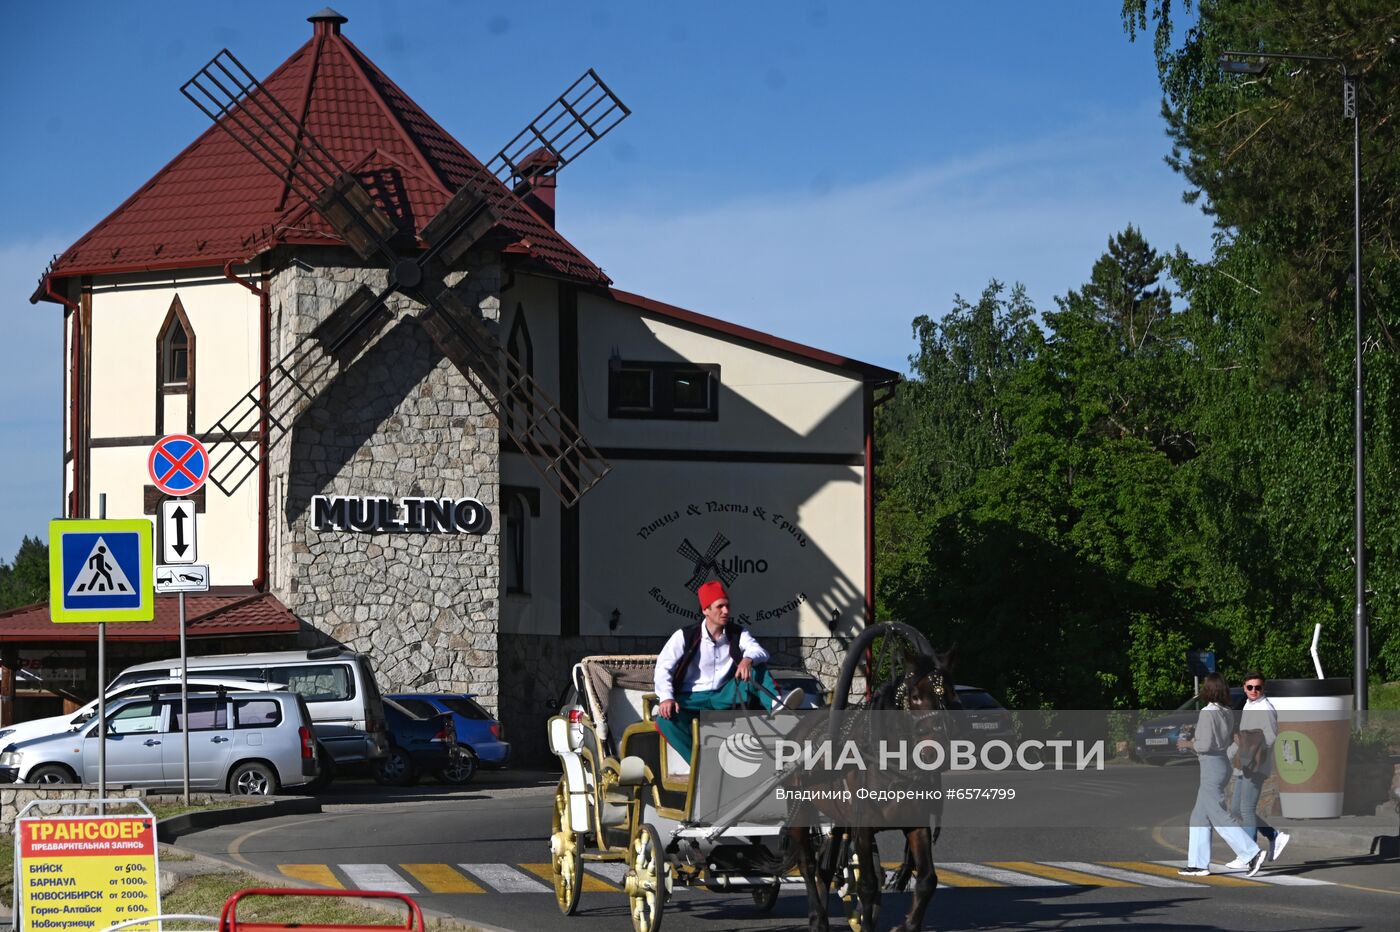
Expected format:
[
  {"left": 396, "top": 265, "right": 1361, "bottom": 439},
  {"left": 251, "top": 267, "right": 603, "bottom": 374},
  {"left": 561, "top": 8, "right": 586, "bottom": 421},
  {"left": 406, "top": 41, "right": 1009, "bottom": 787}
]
[{"left": 266, "top": 248, "right": 502, "bottom": 710}]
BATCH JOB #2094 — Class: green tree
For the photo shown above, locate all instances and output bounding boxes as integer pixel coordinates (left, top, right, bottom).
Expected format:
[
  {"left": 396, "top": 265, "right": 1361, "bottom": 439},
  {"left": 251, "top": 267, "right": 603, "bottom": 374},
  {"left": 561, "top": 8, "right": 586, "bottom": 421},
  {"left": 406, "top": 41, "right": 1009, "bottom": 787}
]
[{"left": 0, "top": 536, "right": 49, "bottom": 611}]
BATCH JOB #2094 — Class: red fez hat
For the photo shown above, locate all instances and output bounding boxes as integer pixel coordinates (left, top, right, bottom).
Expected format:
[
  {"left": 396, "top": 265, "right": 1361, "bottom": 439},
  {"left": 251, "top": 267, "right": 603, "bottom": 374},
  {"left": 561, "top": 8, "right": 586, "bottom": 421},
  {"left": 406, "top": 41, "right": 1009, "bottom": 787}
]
[{"left": 697, "top": 580, "right": 728, "bottom": 611}]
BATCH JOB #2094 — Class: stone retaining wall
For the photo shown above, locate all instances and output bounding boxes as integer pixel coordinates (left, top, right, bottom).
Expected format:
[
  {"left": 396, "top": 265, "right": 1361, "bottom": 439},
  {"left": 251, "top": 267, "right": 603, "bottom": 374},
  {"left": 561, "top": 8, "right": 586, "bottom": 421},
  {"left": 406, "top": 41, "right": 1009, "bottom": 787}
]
[{"left": 0, "top": 787, "right": 148, "bottom": 835}]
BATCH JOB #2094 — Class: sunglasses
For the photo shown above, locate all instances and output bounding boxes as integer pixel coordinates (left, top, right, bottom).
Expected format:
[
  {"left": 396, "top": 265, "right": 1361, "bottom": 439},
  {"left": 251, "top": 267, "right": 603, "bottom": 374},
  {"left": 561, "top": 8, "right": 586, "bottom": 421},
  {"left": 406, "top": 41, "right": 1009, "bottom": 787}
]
[{"left": 1244, "top": 684, "right": 1264, "bottom": 691}]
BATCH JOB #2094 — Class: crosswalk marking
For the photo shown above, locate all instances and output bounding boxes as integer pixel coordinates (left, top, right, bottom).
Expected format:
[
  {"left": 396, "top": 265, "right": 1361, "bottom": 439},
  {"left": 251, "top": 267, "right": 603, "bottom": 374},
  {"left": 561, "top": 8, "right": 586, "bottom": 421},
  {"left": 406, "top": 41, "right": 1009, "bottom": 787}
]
[
  {"left": 929, "top": 867, "right": 1004, "bottom": 888},
  {"left": 1107, "top": 861, "right": 1260, "bottom": 887},
  {"left": 341, "top": 864, "right": 416, "bottom": 894},
  {"left": 278, "top": 864, "right": 343, "bottom": 888},
  {"left": 401, "top": 864, "right": 483, "bottom": 894},
  {"left": 459, "top": 863, "right": 552, "bottom": 893},
  {"left": 988, "top": 861, "right": 1137, "bottom": 888},
  {"left": 521, "top": 863, "right": 620, "bottom": 892},
  {"left": 272, "top": 860, "right": 1336, "bottom": 895},
  {"left": 1148, "top": 860, "right": 1333, "bottom": 886},
  {"left": 940, "top": 862, "right": 1069, "bottom": 887},
  {"left": 1044, "top": 861, "right": 1201, "bottom": 888}
]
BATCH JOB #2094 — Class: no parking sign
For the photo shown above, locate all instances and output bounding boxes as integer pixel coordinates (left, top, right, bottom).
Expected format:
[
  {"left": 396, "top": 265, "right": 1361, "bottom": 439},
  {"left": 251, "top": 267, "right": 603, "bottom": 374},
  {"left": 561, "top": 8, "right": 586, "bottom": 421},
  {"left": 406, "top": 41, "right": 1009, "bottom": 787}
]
[{"left": 147, "top": 434, "right": 208, "bottom": 496}]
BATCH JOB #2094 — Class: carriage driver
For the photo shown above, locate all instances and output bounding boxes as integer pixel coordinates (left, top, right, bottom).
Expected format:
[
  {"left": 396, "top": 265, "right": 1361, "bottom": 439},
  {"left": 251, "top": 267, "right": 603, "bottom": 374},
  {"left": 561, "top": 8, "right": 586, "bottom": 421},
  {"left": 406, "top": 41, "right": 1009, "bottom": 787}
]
[{"left": 654, "top": 581, "right": 778, "bottom": 763}]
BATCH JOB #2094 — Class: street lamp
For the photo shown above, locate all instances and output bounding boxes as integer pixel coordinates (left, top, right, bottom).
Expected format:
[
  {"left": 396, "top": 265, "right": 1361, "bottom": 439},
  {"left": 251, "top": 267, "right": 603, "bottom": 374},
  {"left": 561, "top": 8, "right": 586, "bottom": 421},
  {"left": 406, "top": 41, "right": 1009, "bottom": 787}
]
[{"left": 1218, "top": 51, "right": 1366, "bottom": 718}]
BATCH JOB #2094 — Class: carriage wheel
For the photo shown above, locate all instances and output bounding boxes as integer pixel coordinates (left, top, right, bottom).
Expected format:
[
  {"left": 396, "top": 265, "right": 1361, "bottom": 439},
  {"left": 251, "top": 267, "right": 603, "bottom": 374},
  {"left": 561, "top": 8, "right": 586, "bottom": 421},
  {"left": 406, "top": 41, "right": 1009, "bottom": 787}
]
[
  {"left": 750, "top": 883, "right": 780, "bottom": 912},
  {"left": 550, "top": 779, "right": 583, "bottom": 915},
  {"left": 625, "top": 823, "right": 665, "bottom": 932},
  {"left": 836, "top": 836, "right": 881, "bottom": 932}
]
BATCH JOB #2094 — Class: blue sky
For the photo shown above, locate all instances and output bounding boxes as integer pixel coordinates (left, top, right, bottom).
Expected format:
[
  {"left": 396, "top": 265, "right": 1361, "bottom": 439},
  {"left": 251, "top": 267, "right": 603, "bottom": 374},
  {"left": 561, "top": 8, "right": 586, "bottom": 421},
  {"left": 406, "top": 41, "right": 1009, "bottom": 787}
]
[{"left": 0, "top": 0, "right": 1212, "bottom": 557}]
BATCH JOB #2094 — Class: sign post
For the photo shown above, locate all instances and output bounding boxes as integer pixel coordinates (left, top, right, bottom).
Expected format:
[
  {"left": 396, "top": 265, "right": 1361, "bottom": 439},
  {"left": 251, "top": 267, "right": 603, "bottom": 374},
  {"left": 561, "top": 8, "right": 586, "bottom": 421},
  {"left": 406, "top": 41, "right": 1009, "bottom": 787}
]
[
  {"left": 49, "top": 503, "right": 154, "bottom": 810},
  {"left": 1186, "top": 650, "right": 1217, "bottom": 701},
  {"left": 149, "top": 435, "right": 209, "bottom": 805}
]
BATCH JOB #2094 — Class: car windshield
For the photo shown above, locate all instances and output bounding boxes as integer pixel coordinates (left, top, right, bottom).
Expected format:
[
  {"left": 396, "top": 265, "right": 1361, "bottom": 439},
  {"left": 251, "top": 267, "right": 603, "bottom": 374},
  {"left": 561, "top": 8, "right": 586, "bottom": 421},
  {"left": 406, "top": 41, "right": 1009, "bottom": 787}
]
[{"left": 957, "top": 690, "right": 1002, "bottom": 710}]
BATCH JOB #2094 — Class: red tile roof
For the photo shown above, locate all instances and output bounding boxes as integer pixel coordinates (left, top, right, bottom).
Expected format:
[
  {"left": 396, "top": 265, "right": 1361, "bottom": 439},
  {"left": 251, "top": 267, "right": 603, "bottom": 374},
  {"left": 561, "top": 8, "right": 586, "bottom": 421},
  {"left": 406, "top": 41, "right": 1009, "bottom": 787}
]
[
  {"left": 36, "top": 15, "right": 606, "bottom": 295},
  {"left": 0, "top": 590, "right": 301, "bottom": 643}
]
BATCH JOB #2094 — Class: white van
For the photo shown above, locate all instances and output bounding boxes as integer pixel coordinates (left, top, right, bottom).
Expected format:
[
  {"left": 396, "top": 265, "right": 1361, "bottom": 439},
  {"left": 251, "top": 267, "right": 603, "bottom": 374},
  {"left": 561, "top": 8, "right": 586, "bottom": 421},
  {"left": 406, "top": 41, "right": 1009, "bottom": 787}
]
[{"left": 110, "top": 648, "right": 389, "bottom": 766}]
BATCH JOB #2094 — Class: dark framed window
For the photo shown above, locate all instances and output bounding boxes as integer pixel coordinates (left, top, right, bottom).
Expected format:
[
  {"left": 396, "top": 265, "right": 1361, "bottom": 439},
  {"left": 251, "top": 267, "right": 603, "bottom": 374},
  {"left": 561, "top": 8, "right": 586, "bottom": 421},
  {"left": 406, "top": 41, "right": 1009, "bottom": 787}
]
[
  {"left": 502, "top": 486, "right": 540, "bottom": 596},
  {"left": 608, "top": 362, "right": 719, "bottom": 420},
  {"left": 155, "top": 294, "right": 195, "bottom": 434}
]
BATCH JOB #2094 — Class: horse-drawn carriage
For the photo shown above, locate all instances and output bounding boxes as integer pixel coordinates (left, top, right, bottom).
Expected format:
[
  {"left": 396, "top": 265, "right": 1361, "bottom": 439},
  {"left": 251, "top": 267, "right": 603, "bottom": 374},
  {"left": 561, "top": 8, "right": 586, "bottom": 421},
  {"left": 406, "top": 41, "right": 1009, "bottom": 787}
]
[{"left": 545, "top": 624, "right": 954, "bottom": 932}]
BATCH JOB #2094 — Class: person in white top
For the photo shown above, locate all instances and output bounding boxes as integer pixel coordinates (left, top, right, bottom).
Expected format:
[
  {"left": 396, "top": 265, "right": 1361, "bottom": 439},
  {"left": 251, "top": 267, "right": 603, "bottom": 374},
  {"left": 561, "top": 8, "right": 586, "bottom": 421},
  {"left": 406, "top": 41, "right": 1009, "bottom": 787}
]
[
  {"left": 653, "top": 580, "right": 774, "bottom": 762},
  {"left": 1176, "top": 673, "right": 1267, "bottom": 877},
  {"left": 1226, "top": 672, "right": 1291, "bottom": 867}
]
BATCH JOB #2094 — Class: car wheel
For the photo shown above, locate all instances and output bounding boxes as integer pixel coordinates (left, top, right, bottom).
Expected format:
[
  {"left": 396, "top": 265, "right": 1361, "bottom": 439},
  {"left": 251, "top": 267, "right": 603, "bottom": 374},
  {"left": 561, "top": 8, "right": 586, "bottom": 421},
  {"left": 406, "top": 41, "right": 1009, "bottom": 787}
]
[
  {"left": 28, "top": 765, "right": 76, "bottom": 785},
  {"left": 228, "top": 761, "right": 279, "bottom": 796},
  {"left": 304, "top": 747, "right": 336, "bottom": 792},
  {"left": 374, "top": 746, "right": 419, "bottom": 787},
  {"left": 438, "top": 747, "right": 479, "bottom": 785}
]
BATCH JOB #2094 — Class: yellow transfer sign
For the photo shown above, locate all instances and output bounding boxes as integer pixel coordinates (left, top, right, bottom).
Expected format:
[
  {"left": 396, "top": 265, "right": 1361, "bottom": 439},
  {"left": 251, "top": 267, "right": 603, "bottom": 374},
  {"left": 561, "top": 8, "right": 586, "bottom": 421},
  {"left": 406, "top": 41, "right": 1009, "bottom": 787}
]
[{"left": 16, "top": 814, "right": 161, "bottom": 932}]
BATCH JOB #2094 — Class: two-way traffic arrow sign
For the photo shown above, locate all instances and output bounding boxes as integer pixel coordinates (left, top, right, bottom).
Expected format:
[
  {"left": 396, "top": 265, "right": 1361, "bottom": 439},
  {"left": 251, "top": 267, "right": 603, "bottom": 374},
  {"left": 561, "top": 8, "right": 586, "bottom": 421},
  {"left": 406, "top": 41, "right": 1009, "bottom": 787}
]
[{"left": 158, "top": 499, "right": 198, "bottom": 565}]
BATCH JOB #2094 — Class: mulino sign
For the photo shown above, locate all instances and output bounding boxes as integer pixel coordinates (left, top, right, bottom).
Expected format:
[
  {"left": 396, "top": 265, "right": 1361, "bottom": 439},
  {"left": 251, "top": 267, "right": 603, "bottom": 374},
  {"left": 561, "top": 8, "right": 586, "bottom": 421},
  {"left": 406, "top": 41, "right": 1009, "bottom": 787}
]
[
  {"left": 636, "top": 498, "right": 813, "bottom": 626},
  {"left": 311, "top": 495, "right": 491, "bottom": 534}
]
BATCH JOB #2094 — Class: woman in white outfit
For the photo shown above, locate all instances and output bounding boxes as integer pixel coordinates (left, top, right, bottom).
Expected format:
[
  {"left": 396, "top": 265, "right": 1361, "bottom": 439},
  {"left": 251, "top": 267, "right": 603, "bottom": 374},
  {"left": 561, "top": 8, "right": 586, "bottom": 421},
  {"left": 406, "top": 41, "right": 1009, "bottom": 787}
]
[{"left": 1177, "top": 673, "right": 1268, "bottom": 877}]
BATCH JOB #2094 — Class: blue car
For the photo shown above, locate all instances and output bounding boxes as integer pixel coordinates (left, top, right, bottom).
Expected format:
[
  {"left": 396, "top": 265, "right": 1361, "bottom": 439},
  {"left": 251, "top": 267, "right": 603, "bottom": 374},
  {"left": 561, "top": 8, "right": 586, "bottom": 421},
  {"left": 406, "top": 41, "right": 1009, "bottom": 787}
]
[{"left": 389, "top": 693, "right": 509, "bottom": 783}]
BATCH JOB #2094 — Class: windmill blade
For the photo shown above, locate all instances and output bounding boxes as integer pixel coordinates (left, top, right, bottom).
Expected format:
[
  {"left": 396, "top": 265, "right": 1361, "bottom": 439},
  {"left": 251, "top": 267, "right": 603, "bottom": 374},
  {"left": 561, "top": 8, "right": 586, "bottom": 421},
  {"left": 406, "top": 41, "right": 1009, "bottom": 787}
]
[
  {"left": 203, "top": 285, "right": 392, "bottom": 495},
  {"left": 417, "top": 288, "right": 610, "bottom": 507},
  {"left": 182, "top": 49, "right": 399, "bottom": 263},
  {"left": 420, "top": 70, "right": 630, "bottom": 269},
  {"left": 486, "top": 69, "right": 631, "bottom": 188}
]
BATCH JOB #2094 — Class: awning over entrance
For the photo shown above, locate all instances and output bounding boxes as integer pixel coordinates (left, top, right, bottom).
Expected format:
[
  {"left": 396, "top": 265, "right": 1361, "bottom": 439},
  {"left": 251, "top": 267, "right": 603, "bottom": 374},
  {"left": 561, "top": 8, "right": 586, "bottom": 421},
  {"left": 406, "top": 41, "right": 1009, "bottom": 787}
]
[{"left": 0, "top": 589, "right": 301, "bottom": 642}]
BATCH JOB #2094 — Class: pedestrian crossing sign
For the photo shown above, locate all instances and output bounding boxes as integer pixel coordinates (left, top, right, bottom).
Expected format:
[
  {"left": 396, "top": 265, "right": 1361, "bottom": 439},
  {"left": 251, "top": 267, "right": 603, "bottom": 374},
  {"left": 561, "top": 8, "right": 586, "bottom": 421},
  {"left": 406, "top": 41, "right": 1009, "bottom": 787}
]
[{"left": 48, "top": 519, "right": 154, "bottom": 622}]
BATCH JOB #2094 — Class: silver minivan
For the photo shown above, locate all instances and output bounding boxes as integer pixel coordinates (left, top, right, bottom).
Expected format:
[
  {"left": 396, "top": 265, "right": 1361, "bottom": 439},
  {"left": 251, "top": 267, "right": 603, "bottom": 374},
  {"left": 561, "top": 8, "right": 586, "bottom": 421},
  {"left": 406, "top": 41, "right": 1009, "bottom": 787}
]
[
  {"left": 0, "top": 677, "right": 284, "bottom": 751},
  {"left": 108, "top": 648, "right": 390, "bottom": 767},
  {"left": 0, "top": 691, "right": 318, "bottom": 795}
]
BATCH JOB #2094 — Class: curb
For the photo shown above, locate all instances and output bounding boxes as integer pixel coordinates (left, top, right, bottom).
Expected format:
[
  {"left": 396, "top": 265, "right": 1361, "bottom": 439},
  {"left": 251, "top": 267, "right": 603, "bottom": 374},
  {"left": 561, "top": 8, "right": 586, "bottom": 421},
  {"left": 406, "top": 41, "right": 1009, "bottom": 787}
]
[
  {"left": 155, "top": 795, "right": 322, "bottom": 843},
  {"left": 1273, "top": 820, "right": 1399, "bottom": 858}
]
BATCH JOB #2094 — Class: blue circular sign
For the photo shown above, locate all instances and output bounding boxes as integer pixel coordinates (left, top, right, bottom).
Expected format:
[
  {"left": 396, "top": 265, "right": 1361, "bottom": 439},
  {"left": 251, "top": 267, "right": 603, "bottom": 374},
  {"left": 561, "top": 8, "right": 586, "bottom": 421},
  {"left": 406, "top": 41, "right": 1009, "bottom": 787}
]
[{"left": 148, "top": 434, "right": 209, "bottom": 495}]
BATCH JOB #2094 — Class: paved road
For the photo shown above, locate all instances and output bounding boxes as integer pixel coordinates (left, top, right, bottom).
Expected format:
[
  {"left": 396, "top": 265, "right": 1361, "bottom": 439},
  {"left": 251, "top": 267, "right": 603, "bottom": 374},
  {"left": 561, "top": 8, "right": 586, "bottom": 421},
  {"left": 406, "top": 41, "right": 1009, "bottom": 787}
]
[{"left": 172, "top": 767, "right": 1400, "bottom": 931}]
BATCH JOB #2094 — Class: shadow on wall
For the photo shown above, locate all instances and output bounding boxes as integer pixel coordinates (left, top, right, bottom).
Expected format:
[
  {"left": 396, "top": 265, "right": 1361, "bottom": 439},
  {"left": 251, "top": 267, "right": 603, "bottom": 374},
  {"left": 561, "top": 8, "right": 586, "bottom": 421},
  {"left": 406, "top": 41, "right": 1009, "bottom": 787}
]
[
  {"left": 283, "top": 314, "right": 445, "bottom": 525},
  {"left": 506, "top": 297, "right": 876, "bottom": 644}
]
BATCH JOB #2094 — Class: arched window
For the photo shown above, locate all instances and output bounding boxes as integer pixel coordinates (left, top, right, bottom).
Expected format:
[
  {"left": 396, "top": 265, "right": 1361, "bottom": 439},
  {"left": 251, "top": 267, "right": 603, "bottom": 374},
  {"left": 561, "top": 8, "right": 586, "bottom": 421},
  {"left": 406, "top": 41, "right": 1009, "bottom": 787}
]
[
  {"left": 502, "top": 485, "right": 539, "bottom": 596},
  {"left": 156, "top": 295, "right": 195, "bottom": 433},
  {"left": 505, "top": 304, "right": 534, "bottom": 435}
]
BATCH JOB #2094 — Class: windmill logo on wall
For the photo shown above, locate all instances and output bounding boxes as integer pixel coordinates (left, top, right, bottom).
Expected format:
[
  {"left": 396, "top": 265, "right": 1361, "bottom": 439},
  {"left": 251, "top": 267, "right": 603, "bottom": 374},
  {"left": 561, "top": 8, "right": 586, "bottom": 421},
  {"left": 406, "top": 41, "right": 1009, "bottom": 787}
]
[{"left": 181, "top": 47, "right": 629, "bottom": 507}]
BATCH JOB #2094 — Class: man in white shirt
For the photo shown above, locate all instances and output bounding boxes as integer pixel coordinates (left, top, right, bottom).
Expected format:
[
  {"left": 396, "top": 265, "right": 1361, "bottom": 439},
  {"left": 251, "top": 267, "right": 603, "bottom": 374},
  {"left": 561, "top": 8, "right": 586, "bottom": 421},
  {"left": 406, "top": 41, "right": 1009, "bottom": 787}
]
[
  {"left": 1227, "top": 672, "right": 1290, "bottom": 867},
  {"left": 654, "top": 580, "right": 775, "bottom": 762}
]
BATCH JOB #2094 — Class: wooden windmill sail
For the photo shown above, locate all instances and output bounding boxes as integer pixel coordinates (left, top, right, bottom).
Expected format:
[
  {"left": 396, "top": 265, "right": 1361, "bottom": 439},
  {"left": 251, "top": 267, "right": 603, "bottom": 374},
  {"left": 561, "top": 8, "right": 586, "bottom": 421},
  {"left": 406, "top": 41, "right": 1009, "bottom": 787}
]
[{"left": 182, "top": 48, "right": 628, "bottom": 506}]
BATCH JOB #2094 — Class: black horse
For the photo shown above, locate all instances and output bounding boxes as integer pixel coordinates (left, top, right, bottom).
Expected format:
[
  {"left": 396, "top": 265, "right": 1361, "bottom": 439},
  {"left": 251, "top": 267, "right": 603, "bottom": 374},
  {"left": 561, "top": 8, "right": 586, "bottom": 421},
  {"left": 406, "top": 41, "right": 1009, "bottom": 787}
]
[{"left": 778, "top": 623, "right": 960, "bottom": 932}]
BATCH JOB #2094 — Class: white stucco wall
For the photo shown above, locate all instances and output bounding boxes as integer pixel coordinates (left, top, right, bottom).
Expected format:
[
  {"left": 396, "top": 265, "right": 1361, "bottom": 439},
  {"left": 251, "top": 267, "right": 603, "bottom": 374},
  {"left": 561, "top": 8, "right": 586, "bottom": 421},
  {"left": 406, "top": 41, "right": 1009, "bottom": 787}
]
[
  {"left": 579, "top": 460, "right": 865, "bottom": 639},
  {"left": 496, "top": 279, "right": 870, "bottom": 639},
  {"left": 79, "top": 269, "right": 262, "bottom": 585},
  {"left": 577, "top": 291, "right": 864, "bottom": 453}
]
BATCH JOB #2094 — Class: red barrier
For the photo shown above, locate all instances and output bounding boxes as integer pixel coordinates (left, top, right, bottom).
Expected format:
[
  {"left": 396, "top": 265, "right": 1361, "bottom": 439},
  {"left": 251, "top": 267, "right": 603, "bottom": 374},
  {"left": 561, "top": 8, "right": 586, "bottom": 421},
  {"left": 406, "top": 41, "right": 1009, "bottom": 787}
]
[{"left": 218, "top": 888, "right": 425, "bottom": 932}]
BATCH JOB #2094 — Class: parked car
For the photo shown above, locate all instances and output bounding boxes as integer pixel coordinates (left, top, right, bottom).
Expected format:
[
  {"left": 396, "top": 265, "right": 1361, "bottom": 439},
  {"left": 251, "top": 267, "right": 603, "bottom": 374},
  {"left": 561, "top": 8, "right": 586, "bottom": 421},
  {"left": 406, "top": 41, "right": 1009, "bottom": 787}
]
[
  {"left": 953, "top": 685, "right": 1013, "bottom": 740},
  {"left": 374, "top": 697, "right": 462, "bottom": 786},
  {"left": 0, "top": 690, "right": 318, "bottom": 794},
  {"left": 389, "top": 693, "right": 509, "bottom": 780},
  {"left": 1134, "top": 687, "right": 1247, "bottom": 764},
  {"left": 109, "top": 648, "right": 391, "bottom": 776},
  {"left": 0, "top": 677, "right": 284, "bottom": 751}
]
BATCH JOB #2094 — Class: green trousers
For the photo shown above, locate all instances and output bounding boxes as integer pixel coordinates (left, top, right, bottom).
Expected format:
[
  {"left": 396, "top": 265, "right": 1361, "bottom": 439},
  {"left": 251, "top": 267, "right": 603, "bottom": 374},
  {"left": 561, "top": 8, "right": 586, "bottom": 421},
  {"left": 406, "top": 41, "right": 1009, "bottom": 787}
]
[{"left": 657, "top": 665, "right": 777, "bottom": 764}]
